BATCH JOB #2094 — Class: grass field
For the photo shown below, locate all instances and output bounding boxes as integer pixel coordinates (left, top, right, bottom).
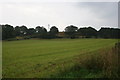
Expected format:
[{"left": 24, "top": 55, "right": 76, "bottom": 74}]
[{"left": 2, "top": 39, "right": 118, "bottom": 78}]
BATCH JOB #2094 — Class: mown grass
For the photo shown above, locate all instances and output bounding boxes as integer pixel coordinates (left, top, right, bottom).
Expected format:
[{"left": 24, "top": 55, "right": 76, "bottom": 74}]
[{"left": 2, "top": 39, "right": 117, "bottom": 78}]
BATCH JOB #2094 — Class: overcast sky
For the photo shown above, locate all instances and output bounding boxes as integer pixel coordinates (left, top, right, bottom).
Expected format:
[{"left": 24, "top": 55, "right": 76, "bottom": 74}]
[{"left": 0, "top": 0, "right": 119, "bottom": 31}]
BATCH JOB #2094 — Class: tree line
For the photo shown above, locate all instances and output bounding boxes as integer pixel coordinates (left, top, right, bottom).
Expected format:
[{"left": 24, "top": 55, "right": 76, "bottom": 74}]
[{"left": 1, "top": 24, "right": 120, "bottom": 40}]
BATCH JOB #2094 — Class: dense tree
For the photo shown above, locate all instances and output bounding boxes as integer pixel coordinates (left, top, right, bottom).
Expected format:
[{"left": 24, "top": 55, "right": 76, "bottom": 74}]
[
  {"left": 78, "top": 27, "right": 97, "bottom": 38},
  {"left": 2, "top": 24, "right": 15, "bottom": 40},
  {"left": 113, "top": 28, "right": 120, "bottom": 38},
  {"left": 15, "top": 26, "right": 21, "bottom": 36},
  {"left": 1, "top": 24, "right": 120, "bottom": 40},
  {"left": 40, "top": 27, "right": 47, "bottom": 38},
  {"left": 19, "top": 25, "right": 28, "bottom": 36},
  {"left": 35, "top": 26, "right": 47, "bottom": 38},
  {"left": 27, "top": 28, "right": 36, "bottom": 35},
  {"left": 65, "top": 25, "right": 78, "bottom": 39},
  {"left": 98, "top": 27, "right": 120, "bottom": 38},
  {"left": 36, "top": 26, "right": 43, "bottom": 33},
  {"left": 49, "top": 26, "right": 59, "bottom": 38}
]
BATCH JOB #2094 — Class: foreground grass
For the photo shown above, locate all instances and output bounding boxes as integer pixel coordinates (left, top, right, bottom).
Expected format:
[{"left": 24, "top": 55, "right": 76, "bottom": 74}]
[
  {"left": 56, "top": 46, "right": 119, "bottom": 78},
  {"left": 2, "top": 39, "right": 117, "bottom": 78}
]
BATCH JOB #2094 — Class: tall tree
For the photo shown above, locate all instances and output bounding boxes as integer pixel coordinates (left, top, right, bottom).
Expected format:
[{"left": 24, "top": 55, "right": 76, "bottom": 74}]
[
  {"left": 98, "top": 27, "right": 120, "bottom": 38},
  {"left": 35, "top": 26, "right": 47, "bottom": 38},
  {"left": 49, "top": 26, "right": 59, "bottom": 38},
  {"left": 2, "top": 24, "right": 15, "bottom": 40},
  {"left": 27, "top": 28, "right": 36, "bottom": 35},
  {"left": 15, "top": 26, "right": 21, "bottom": 36},
  {"left": 19, "top": 25, "right": 28, "bottom": 36},
  {"left": 36, "top": 26, "right": 43, "bottom": 34},
  {"left": 65, "top": 25, "right": 78, "bottom": 39},
  {"left": 78, "top": 27, "right": 97, "bottom": 38}
]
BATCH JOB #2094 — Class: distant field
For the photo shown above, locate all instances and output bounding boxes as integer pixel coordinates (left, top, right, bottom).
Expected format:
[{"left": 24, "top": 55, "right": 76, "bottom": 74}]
[{"left": 2, "top": 39, "right": 117, "bottom": 78}]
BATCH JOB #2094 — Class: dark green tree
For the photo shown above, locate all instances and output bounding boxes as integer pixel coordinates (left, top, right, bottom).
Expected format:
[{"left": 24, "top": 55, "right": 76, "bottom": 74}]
[
  {"left": 27, "top": 28, "right": 36, "bottom": 35},
  {"left": 78, "top": 27, "right": 97, "bottom": 38},
  {"left": 36, "top": 26, "right": 43, "bottom": 34},
  {"left": 65, "top": 25, "right": 78, "bottom": 39},
  {"left": 2, "top": 24, "right": 15, "bottom": 40},
  {"left": 19, "top": 25, "right": 28, "bottom": 36},
  {"left": 49, "top": 26, "right": 59, "bottom": 38},
  {"left": 15, "top": 26, "right": 21, "bottom": 36},
  {"left": 35, "top": 26, "right": 47, "bottom": 38},
  {"left": 98, "top": 27, "right": 120, "bottom": 38}
]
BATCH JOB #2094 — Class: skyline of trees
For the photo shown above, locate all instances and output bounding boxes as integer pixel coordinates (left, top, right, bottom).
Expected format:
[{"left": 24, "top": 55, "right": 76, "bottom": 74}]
[
  {"left": 65, "top": 25, "right": 78, "bottom": 39},
  {"left": 78, "top": 27, "right": 98, "bottom": 38},
  {"left": 1, "top": 24, "right": 120, "bottom": 40}
]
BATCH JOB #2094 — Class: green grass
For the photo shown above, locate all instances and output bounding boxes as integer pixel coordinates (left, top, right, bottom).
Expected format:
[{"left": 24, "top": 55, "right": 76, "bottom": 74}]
[{"left": 2, "top": 39, "right": 117, "bottom": 78}]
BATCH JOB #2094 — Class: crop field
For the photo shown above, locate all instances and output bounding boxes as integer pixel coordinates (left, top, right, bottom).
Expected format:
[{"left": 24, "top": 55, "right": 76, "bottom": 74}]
[{"left": 2, "top": 39, "right": 117, "bottom": 78}]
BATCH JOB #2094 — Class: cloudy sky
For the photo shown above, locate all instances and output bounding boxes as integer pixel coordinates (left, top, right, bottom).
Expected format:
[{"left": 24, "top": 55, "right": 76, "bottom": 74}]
[{"left": 0, "top": 0, "right": 119, "bottom": 31}]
